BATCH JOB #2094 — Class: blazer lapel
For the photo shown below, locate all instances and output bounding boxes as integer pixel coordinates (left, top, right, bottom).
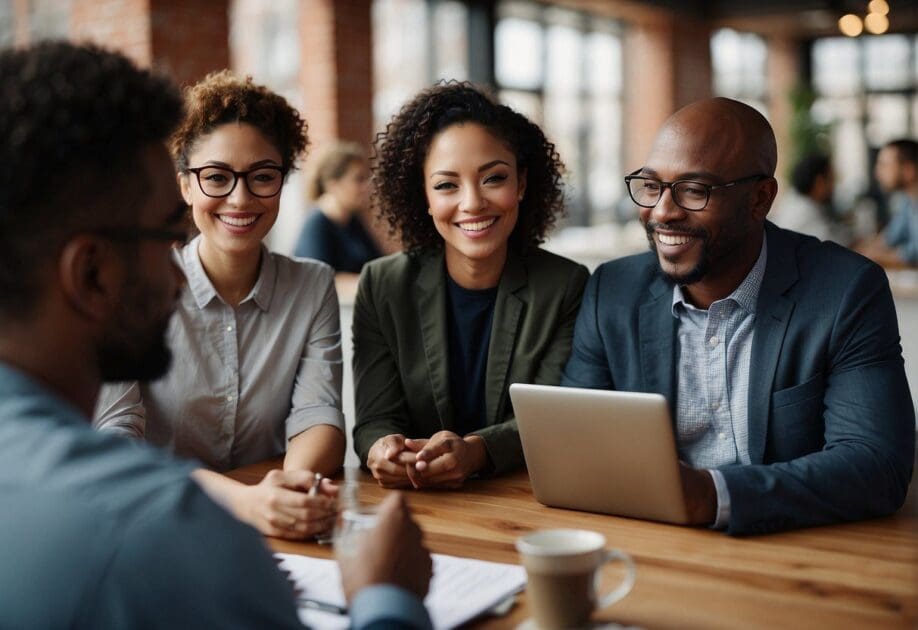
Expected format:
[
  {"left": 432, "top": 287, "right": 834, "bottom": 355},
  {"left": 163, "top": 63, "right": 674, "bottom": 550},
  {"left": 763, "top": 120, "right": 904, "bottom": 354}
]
[
  {"left": 415, "top": 251, "right": 453, "bottom": 430},
  {"left": 486, "top": 252, "right": 526, "bottom": 426},
  {"left": 747, "top": 223, "right": 798, "bottom": 464},
  {"left": 639, "top": 271, "right": 678, "bottom": 419}
]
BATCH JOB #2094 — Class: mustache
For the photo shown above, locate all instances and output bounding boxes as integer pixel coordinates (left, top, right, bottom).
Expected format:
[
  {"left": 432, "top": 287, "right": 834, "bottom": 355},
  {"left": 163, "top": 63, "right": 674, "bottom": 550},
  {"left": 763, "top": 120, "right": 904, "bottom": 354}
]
[{"left": 644, "top": 221, "right": 708, "bottom": 239}]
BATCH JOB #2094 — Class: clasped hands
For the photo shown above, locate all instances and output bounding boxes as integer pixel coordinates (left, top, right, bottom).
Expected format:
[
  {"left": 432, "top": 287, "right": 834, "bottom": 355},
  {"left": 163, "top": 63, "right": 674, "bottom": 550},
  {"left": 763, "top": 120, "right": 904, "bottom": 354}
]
[
  {"left": 238, "top": 469, "right": 339, "bottom": 540},
  {"left": 367, "top": 431, "right": 489, "bottom": 489}
]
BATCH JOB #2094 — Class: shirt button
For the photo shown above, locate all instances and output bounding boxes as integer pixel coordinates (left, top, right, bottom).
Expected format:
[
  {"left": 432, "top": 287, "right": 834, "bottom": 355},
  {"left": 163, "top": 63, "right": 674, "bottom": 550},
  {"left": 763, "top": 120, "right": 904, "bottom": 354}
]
[
  {"left": 226, "top": 394, "right": 234, "bottom": 402},
  {"left": 708, "top": 336, "right": 719, "bottom": 347},
  {"left": 718, "top": 432, "right": 727, "bottom": 440},
  {"left": 226, "top": 325, "right": 233, "bottom": 332},
  {"left": 712, "top": 401, "right": 720, "bottom": 411}
]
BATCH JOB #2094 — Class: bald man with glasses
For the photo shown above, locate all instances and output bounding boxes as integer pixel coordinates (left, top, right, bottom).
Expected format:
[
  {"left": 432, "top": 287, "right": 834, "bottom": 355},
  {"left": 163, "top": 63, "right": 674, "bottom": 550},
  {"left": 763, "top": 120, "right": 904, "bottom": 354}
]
[{"left": 562, "top": 97, "right": 914, "bottom": 536}]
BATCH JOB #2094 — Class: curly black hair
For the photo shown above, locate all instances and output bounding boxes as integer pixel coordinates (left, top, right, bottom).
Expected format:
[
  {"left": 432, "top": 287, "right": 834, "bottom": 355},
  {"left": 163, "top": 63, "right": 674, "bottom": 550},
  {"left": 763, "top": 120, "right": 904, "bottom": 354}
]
[
  {"left": 372, "top": 81, "right": 565, "bottom": 252},
  {"left": 0, "top": 41, "right": 183, "bottom": 319},
  {"left": 171, "top": 70, "right": 308, "bottom": 173}
]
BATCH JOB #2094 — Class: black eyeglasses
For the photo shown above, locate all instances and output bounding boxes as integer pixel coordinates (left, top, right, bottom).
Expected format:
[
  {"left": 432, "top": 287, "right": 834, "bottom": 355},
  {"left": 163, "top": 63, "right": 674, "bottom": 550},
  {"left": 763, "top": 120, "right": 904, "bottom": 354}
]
[
  {"left": 185, "top": 165, "right": 287, "bottom": 199},
  {"left": 92, "top": 226, "right": 189, "bottom": 245},
  {"left": 624, "top": 171, "right": 769, "bottom": 211}
]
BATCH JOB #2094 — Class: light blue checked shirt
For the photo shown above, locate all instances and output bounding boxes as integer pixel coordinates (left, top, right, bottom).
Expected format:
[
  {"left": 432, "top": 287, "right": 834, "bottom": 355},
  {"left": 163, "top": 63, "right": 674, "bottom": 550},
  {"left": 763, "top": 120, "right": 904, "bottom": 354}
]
[{"left": 672, "top": 236, "right": 767, "bottom": 528}]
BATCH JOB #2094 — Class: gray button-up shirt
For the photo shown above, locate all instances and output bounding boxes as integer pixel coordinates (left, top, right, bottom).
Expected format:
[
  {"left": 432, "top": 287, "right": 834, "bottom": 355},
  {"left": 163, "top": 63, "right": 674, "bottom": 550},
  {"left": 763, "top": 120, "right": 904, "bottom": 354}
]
[{"left": 94, "top": 237, "right": 345, "bottom": 470}]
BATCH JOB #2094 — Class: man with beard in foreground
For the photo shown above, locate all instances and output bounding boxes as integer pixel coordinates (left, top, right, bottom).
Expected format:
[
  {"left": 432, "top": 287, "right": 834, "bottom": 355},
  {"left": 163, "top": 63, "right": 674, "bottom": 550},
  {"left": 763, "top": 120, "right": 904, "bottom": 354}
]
[
  {"left": 562, "top": 97, "right": 914, "bottom": 536},
  {"left": 0, "top": 42, "right": 431, "bottom": 629}
]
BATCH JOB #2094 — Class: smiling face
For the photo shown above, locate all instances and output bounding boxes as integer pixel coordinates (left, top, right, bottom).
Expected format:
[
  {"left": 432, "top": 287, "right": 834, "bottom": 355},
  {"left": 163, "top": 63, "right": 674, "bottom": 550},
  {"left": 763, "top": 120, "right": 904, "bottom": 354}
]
[
  {"left": 423, "top": 122, "right": 526, "bottom": 285},
  {"left": 180, "top": 122, "right": 283, "bottom": 260},
  {"left": 637, "top": 99, "right": 776, "bottom": 304}
]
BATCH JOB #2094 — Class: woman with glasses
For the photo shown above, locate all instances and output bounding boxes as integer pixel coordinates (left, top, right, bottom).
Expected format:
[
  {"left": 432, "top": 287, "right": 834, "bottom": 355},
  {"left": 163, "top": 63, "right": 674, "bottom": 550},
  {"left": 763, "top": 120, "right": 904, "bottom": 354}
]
[
  {"left": 94, "top": 71, "right": 344, "bottom": 540},
  {"left": 353, "top": 82, "right": 589, "bottom": 489}
]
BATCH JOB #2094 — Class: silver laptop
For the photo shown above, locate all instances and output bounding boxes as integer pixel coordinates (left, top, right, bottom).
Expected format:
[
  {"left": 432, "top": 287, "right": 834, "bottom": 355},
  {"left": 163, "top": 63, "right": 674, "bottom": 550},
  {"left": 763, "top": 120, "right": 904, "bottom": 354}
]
[{"left": 509, "top": 383, "right": 690, "bottom": 524}]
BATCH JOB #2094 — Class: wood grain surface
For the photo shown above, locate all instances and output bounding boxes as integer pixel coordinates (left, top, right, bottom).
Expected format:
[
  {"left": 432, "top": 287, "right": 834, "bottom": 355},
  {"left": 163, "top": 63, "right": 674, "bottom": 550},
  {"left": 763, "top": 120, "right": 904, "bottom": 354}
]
[{"left": 227, "top": 458, "right": 918, "bottom": 629}]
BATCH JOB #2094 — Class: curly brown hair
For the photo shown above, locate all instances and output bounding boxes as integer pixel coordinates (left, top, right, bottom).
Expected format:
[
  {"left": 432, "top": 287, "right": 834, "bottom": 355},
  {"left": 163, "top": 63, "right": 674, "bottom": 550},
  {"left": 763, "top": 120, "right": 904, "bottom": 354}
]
[
  {"left": 373, "top": 81, "right": 565, "bottom": 252},
  {"left": 171, "top": 70, "right": 308, "bottom": 172}
]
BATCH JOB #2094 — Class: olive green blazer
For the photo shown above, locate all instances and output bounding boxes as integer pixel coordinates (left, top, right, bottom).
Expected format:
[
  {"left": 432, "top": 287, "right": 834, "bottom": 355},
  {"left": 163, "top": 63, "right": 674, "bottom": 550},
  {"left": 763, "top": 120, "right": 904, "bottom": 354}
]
[{"left": 352, "top": 248, "right": 589, "bottom": 475}]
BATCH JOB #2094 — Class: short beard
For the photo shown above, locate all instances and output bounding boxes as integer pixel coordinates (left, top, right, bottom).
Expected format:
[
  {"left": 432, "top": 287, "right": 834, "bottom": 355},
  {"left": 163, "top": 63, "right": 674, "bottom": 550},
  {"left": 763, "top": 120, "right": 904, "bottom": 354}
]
[
  {"left": 644, "top": 220, "right": 710, "bottom": 286},
  {"left": 97, "top": 321, "right": 172, "bottom": 382},
  {"left": 96, "top": 266, "right": 174, "bottom": 382}
]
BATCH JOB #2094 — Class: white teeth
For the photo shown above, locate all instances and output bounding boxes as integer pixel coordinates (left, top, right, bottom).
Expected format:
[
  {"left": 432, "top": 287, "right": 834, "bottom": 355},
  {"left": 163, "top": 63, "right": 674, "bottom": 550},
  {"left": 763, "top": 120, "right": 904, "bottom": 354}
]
[
  {"left": 218, "top": 215, "right": 257, "bottom": 227},
  {"left": 458, "top": 218, "right": 497, "bottom": 232},
  {"left": 657, "top": 232, "right": 693, "bottom": 246}
]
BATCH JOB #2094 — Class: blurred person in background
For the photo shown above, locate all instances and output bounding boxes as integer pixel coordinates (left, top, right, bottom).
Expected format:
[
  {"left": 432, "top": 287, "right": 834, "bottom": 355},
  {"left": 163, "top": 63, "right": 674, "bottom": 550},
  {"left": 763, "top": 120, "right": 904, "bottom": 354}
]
[
  {"left": 95, "top": 71, "right": 346, "bottom": 541},
  {"left": 858, "top": 139, "right": 918, "bottom": 267},
  {"left": 295, "top": 141, "right": 382, "bottom": 295},
  {"left": 353, "top": 82, "right": 589, "bottom": 489},
  {"left": 771, "top": 152, "right": 850, "bottom": 245}
]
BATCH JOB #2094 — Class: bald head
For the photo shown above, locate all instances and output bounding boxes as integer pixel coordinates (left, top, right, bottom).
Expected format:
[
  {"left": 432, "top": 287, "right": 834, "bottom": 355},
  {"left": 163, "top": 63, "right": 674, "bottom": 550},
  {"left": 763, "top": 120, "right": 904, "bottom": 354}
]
[{"left": 650, "top": 97, "right": 777, "bottom": 179}]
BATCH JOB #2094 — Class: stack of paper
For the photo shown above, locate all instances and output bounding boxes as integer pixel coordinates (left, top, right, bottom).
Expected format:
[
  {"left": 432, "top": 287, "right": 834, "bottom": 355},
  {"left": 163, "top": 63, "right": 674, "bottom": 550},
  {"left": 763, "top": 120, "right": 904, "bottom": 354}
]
[{"left": 276, "top": 552, "right": 527, "bottom": 629}]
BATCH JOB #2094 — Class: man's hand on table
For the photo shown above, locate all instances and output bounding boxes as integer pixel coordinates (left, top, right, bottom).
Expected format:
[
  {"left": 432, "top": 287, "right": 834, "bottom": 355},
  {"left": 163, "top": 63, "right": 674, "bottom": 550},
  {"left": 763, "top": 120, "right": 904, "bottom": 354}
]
[
  {"left": 367, "top": 434, "right": 414, "bottom": 488},
  {"left": 338, "top": 492, "right": 432, "bottom": 602},
  {"left": 679, "top": 463, "right": 717, "bottom": 526},
  {"left": 403, "top": 431, "right": 488, "bottom": 489}
]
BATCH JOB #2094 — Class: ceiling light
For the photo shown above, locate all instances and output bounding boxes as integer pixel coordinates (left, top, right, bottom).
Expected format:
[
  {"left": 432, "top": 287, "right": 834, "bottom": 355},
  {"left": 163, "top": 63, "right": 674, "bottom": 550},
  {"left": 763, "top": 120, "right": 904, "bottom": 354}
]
[
  {"left": 838, "top": 13, "right": 864, "bottom": 37},
  {"left": 864, "top": 12, "right": 889, "bottom": 34},
  {"left": 868, "top": 0, "right": 889, "bottom": 16}
]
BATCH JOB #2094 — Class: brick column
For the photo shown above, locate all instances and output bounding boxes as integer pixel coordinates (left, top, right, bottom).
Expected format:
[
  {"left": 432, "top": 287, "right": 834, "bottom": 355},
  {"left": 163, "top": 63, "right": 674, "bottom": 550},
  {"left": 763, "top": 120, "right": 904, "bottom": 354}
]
[
  {"left": 622, "top": 15, "right": 712, "bottom": 169},
  {"left": 299, "top": 0, "right": 373, "bottom": 146},
  {"left": 767, "top": 35, "right": 804, "bottom": 185},
  {"left": 70, "top": 0, "right": 229, "bottom": 88}
]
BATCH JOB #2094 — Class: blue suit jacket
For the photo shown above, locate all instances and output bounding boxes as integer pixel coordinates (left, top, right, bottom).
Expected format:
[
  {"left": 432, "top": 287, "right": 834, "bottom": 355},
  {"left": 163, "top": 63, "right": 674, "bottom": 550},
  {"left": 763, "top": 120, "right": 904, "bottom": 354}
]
[{"left": 562, "top": 222, "right": 915, "bottom": 535}]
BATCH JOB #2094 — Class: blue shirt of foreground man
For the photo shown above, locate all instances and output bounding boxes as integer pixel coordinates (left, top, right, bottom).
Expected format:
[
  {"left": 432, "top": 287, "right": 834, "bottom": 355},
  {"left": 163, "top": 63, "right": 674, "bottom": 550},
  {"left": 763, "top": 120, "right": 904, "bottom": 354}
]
[
  {"left": 0, "top": 42, "right": 431, "bottom": 629},
  {"left": 562, "top": 97, "right": 914, "bottom": 535}
]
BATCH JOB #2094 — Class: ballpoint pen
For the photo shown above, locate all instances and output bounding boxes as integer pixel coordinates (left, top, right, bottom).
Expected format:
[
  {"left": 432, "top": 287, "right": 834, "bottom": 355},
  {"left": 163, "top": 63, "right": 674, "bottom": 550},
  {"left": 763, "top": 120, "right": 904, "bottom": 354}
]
[
  {"left": 298, "top": 596, "right": 347, "bottom": 616},
  {"left": 309, "top": 473, "right": 323, "bottom": 497}
]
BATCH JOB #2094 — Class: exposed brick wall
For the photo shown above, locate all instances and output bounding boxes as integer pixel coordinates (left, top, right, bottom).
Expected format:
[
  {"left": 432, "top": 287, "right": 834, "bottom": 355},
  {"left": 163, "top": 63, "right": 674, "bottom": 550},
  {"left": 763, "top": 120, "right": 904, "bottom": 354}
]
[
  {"left": 622, "top": 14, "right": 712, "bottom": 169},
  {"left": 69, "top": 0, "right": 228, "bottom": 89},
  {"left": 70, "top": 0, "right": 152, "bottom": 68},
  {"left": 299, "top": 0, "right": 372, "bottom": 146},
  {"left": 767, "top": 35, "right": 801, "bottom": 187},
  {"left": 150, "top": 0, "right": 230, "bottom": 89}
]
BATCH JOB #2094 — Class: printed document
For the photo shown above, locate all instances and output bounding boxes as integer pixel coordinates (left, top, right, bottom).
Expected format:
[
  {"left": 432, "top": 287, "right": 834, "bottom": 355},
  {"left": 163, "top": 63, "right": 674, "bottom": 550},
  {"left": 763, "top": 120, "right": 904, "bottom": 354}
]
[{"left": 276, "top": 552, "right": 526, "bottom": 629}]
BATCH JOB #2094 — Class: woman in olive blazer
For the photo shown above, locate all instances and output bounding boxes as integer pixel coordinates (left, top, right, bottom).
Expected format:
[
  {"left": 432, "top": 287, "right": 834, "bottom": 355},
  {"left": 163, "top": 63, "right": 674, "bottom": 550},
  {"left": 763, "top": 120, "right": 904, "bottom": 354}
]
[{"left": 353, "top": 82, "right": 589, "bottom": 488}]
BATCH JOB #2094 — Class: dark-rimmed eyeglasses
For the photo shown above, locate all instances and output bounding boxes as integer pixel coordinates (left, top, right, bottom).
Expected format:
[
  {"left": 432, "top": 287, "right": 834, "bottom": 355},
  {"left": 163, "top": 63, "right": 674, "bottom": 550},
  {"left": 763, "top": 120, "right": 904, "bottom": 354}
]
[
  {"left": 624, "top": 171, "right": 769, "bottom": 211},
  {"left": 185, "top": 165, "right": 287, "bottom": 199}
]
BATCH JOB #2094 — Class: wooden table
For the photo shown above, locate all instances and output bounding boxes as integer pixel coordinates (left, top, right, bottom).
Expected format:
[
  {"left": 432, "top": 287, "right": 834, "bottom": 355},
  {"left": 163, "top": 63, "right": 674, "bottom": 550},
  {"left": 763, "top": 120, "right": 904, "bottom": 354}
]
[{"left": 228, "top": 461, "right": 918, "bottom": 629}]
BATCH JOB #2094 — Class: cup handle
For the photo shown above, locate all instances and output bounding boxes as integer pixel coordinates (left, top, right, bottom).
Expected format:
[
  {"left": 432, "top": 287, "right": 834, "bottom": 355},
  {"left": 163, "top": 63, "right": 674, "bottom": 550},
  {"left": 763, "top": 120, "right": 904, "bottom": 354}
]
[{"left": 597, "top": 549, "right": 636, "bottom": 609}]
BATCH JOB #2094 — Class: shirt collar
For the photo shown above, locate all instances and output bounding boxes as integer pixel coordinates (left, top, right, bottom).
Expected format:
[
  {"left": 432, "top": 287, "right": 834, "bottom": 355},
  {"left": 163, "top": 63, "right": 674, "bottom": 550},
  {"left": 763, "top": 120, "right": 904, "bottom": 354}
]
[
  {"left": 671, "top": 233, "right": 768, "bottom": 316},
  {"left": 180, "top": 235, "right": 276, "bottom": 312}
]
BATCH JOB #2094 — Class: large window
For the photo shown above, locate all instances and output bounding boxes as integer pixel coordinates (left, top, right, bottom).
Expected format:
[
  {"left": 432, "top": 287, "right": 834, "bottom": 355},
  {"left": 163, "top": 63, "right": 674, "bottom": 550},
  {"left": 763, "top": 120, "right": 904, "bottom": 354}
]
[
  {"left": 372, "top": 0, "right": 624, "bottom": 227},
  {"left": 373, "top": 0, "right": 471, "bottom": 134},
  {"left": 711, "top": 28, "right": 768, "bottom": 115},
  {"left": 811, "top": 35, "right": 918, "bottom": 209},
  {"left": 495, "top": 2, "right": 623, "bottom": 226}
]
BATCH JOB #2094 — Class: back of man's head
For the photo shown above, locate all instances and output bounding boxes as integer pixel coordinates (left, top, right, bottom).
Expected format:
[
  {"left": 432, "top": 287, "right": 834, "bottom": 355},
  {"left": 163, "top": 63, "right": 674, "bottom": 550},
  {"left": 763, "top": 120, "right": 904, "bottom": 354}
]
[
  {"left": 885, "top": 139, "right": 918, "bottom": 168},
  {"left": 791, "top": 153, "right": 832, "bottom": 198},
  {"left": 0, "top": 42, "right": 182, "bottom": 321}
]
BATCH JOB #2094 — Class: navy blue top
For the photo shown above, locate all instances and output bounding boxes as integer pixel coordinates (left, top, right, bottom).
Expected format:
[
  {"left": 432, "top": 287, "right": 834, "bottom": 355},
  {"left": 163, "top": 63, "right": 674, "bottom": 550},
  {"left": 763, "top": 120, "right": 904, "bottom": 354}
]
[
  {"left": 445, "top": 275, "right": 498, "bottom": 436},
  {"left": 294, "top": 210, "right": 382, "bottom": 273}
]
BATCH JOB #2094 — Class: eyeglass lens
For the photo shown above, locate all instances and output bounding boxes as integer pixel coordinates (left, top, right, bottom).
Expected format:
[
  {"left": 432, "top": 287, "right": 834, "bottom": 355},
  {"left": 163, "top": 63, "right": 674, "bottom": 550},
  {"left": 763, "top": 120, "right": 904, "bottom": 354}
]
[
  {"left": 197, "top": 166, "right": 283, "bottom": 198},
  {"left": 627, "top": 178, "right": 709, "bottom": 211}
]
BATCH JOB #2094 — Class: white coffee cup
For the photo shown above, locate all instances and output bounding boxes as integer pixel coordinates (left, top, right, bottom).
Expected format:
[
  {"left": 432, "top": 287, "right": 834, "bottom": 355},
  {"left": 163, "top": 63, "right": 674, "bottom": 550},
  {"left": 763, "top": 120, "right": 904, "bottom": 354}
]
[{"left": 516, "top": 529, "right": 635, "bottom": 629}]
